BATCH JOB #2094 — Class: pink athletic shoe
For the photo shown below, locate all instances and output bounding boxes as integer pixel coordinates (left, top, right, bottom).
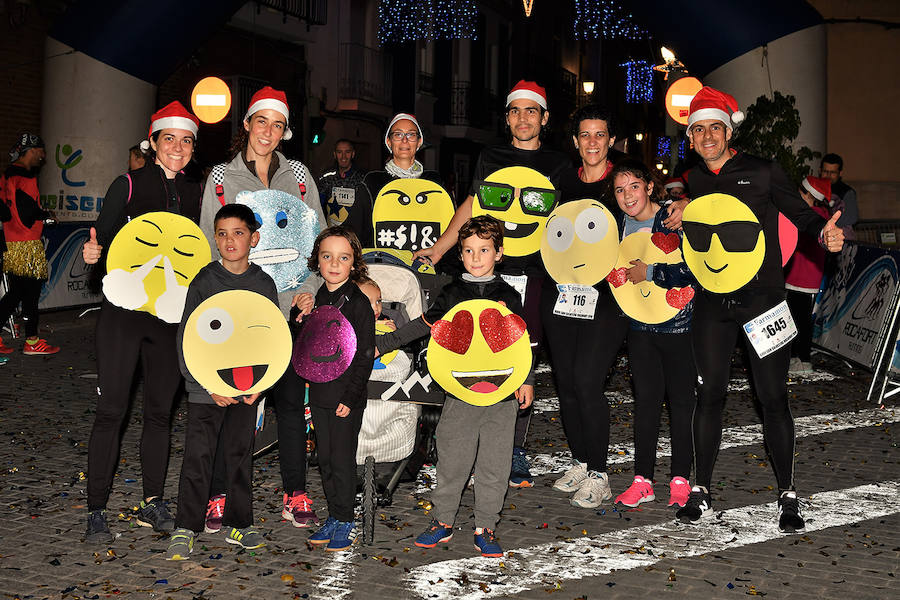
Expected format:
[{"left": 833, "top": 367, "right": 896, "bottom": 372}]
[
  {"left": 668, "top": 476, "right": 691, "bottom": 507},
  {"left": 615, "top": 475, "right": 655, "bottom": 507}
]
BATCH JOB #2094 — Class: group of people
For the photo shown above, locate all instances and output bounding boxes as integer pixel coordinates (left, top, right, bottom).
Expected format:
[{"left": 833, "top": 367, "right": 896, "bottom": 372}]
[{"left": 0, "top": 76, "right": 849, "bottom": 559}]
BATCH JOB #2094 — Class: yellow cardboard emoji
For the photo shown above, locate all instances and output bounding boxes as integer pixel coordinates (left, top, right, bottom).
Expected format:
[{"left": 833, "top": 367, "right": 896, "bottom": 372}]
[
  {"left": 541, "top": 199, "right": 618, "bottom": 285},
  {"left": 372, "top": 178, "right": 455, "bottom": 252}
]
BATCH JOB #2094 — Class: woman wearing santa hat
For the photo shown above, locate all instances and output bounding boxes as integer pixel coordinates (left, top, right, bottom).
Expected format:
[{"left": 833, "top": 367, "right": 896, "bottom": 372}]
[{"left": 81, "top": 101, "right": 202, "bottom": 544}]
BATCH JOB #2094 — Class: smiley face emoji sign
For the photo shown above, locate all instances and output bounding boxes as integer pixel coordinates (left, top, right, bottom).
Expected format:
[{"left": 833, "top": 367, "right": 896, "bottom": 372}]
[
  {"left": 372, "top": 178, "right": 455, "bottom": 252},
  {"left": 681, "top": 193, "right": 765, "bottom": 293},
  {"left": 607, "top": 231, "right": 694, "bottom": 324},
  {"left": 541, "top": 199, "right": 619, "bottom": 285},
  {"left": 292, "top": 305, "right": 358, "bottom": 383},
  {"left": 472, "top": 166, "right": 559, "bottom": 258},
  {"left": 182, "top": 290, "right": 291, "bottom": 396},
  {"left": 427, "top": 299, "right": 531, "bottom": 406},
  {"left": 104, "top": 212, "right": 211, "bottom": 323}
]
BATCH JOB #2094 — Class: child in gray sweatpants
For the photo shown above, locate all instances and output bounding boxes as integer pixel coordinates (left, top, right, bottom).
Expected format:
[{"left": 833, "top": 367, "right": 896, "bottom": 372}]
[{"left": 375, "top": 215, "right": 534, "bottom": 557}]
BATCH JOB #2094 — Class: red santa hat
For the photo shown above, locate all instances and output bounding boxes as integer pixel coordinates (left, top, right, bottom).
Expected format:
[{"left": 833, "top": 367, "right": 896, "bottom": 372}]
[
  {"left": 506, "top": 80, "right": 548, "bottom": 110},
  {"left": 384, "top": 113, "right": 424, "bottom": 151},
  {"left": 140, "top": 101, "right": 199, "bottom": 151},
  {"left": 664, "top": 177, "right": 685, "bottom": 190},
  {"left": 801, "top": 175, "right": 831, "bottom": 202},
  {"left": 244, "top": 86, "right": 293, "bottom": 140},
  {"left": 687, "top": 86, "right": 744, "bottom": 131}
]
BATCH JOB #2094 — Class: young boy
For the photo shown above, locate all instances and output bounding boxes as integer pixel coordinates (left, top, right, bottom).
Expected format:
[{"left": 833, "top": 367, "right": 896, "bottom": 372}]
[
  {"left": 167, "top": 204, "right": 279, "bottom": 560},
  {"left": 376, "top": 215, "right": 534, "bottom": 557}
]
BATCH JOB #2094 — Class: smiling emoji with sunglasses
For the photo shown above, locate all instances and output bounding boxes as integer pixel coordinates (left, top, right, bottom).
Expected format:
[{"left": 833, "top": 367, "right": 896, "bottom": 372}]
[
  {"left": 681, "top": 193, "right": 766, "bottom": 293},
  {"left": 472, "top": 166, "right": 559, "bottom": 258}
]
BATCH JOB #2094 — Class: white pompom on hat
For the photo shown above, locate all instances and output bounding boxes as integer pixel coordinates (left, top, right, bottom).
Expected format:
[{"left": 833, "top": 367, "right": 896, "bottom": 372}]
[
  {"left": 139, "top": 101, "right": 199, "bottom": 151},
  {"left": 244, "top": 86, "right": 292, "bottom": 140},
  {"left": 506, "top": 80, "right": 548, "bottom": 110},
  {"left": 687, "top": 86, "right": 744, "bottom": 132},
  {"left": 802, "top": 176, "right": 831, "bottom": 202},
  {"left": 664, "top": 177, "right": 685, "bottom": 190},
  {"left": 384, "top": 113, "right": 424, "bottom": 151}
]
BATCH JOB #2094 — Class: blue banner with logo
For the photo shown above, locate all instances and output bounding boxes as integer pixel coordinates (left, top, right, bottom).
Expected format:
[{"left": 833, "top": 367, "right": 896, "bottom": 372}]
[{"left": 38, "top": 222, "right": 101, "bottom": 310}]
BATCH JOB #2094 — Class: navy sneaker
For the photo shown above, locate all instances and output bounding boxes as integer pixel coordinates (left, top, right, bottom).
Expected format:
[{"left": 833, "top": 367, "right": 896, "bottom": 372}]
[
  {"left": 415, "top": 520, "right": 454, "bottom": 548},
  {"left": 325, "top": 521, "right": 358, "bottom": 552},
  {"left": 85, "top": 509, "right": 113, "bottom": 544},
  {"left": 135, "top": 498, "right": 175, "bottom": 532},
  {"left": 509, "top": 447, "right": 534, "bottom": 488},
  {"left": 474, "top": 528, "right": 503, "bottom": 557},
  {"left": 308, "top": 516, "right": 339, "bottom": 545}
]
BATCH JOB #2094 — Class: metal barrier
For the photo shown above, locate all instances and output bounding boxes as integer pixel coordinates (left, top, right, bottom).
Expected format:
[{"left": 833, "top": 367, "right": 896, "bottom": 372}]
[{"left": 854, "top": 220, "right": 900, "bottom": 247}]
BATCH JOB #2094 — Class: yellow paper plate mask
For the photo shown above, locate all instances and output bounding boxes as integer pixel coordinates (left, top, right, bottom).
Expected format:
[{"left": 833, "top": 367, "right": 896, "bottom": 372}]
[
  {"left": 374, "top": 321, "right": 400, "bottom": 369},
  {"left": 103, "top": 212, "right": 211, "bottom": 323},
  {"left": 182, "top": 290, "right": 291, "bottom": 396},
  {"left": 681, "top": 193, "right": 765, "bottom": 294},
  {"left": 472, "top": 166, "right": 559, "bottom": 258},
  {"left": 372, "top": 178, "right": 455, "bottom": 252},
  {"left": 541, "top": 199, "right": 619, "bottom": 285},
  {"left": 427, "top": 299, "right": 531, "bottom": 406}
]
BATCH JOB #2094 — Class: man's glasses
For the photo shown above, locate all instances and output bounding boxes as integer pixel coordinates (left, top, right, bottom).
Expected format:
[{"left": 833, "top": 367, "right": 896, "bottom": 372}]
[
  {"left": 476, "top": 181, "right": 559, "bottom": 216},
  {"left": 389, "top": 131, "right": 420, "bottom": 142},
  {"left": 682, "top": 221, "right": 763, "bottom": 253}
]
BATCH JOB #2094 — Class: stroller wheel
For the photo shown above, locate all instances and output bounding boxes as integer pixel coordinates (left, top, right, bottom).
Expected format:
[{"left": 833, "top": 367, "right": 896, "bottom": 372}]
[{"left": 362, "top": 456, "right": 376, "bottom": 545}]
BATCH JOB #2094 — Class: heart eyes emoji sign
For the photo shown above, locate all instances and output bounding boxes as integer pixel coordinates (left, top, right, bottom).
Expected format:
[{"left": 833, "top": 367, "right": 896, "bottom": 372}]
[{"left": 427, "top": 299, "right": 531, "bottom": 406}]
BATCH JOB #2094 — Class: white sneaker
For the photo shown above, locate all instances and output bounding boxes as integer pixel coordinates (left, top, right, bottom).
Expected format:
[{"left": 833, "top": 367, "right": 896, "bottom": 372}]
[
  {"left": 570, "top": 471, "right": 611, "bottom": 508},
  {"left": 553, "top": 461, "right": 588, "bottom": 492}
]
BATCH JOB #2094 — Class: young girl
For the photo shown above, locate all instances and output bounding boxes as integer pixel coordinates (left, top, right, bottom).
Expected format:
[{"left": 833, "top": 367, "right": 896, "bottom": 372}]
[
  {"left": 300, "top": 226, "right": 375, "bottom": 552},
  {"left": 610, "top": 159, "right": 696, "bottom": 509}
]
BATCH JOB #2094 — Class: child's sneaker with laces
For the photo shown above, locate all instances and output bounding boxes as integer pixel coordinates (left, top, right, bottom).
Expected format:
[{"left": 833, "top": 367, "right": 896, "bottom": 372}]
[
  {"left": 415, "top": 520, "right": 454, "bottom": 548},
  {"left": 473, "top": 528, "right": 503, "bottom": 557},
  {"left": 325, "top": 521, "right": 358, "bottom": 552},
  {"left": 308, "top": 516, "right": 339, "bottom": 545},
  {"left": 676, "top": 486, "right": 713, "bottom": 523},
  {"left": 508, "top": 447, "right": 534, "bottom": 488},
  {"left": 205, "top": 494, "right": 226, "bottom": 533},
  {"left": 225, "top": 526, "right": 266, "bottom": 549},
  {"left": 615, "top": 475, "right": 656, "bottom": 507},
  {"left": 553, "top": 461, "right": 587, "bottom": 492},
  {"left": 23, "top": 338, "right": 59, "bottom": 355},
  {"left": 166, "top": 528, "right": 196, "bottom": 560},
  {"left": 777, "top": 490, "right": 806, "bottom": 533},
  {"left": 570, "top": 470, "right": 611, "bottom": 508},
  {"left": 668, "top": 476, "right": 691, "bottom": 507},
  {"left": 135, "top": 498, "right": 175, "bottom": 532},
  {"left": 282, "top": 490, "right": 318, "bottom": 527},
  {"left": 84, "top": 509, "right": 113, "bottom": 544}
]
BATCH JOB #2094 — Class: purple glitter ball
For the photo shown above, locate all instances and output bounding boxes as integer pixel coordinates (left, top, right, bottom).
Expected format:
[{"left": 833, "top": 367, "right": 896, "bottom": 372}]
[{"left": 292, "top": 305, "right": 357, "bottom": 383}]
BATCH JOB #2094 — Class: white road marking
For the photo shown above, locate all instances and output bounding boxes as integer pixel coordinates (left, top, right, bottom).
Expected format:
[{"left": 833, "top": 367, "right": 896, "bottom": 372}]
[
  {"left": 405, "top": 480, "right": 900, "bottom": 599},
  {"left": 308, "top": 546, "right": 356, "bottom": 599}
]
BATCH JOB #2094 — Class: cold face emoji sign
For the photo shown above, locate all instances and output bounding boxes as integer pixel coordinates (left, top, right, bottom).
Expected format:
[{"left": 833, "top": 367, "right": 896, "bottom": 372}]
[
  {"left": 541, "top": 199, "right": 619, "bottom": 285},
  {"left": 182, "top": 290, "right": 291, "bottom": 396},
  {"left": 292, "top": 305, "right": 358, "bottom": 383},
  {"left": 372, "top": 179, "right": 455, "bottom": 252},
  {"left": 427, "top": 299, "right": 531, "bottom": 406},
  {"left": 472, "top": 167, "right": 559, "bottom": 258},
  {"left": 681, "top": 193, "right": 765, "bottom": 294},
  {"left": 104, "top": 212, "right": 211, "bottom": 323}
]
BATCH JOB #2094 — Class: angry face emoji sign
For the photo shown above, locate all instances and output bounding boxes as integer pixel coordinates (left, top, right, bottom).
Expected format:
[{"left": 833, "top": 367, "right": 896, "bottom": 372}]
[{"left": 372, "top": 179, "right": 455, "bottom": 252}]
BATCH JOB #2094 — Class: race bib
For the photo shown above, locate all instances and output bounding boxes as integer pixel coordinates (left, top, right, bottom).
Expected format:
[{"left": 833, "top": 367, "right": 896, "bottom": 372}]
[
  {"left": 553, "top": 284, "right": 598, "bottom": 320},
  {"left": 499, "top": 273, "right": 528, "bottom": 306},
  {"left": 742, "top": 300, "right": 798, "bottom": 359},
  {"left": 333, "top": 186, "right": 355, "bottom": 207}
]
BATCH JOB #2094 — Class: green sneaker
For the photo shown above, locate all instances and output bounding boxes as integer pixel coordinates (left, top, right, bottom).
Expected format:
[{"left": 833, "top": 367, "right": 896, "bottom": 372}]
[
  {"left": 225, "top": 526, "right": 266, "bottom": 549},
  {"left": 166, "top": 528, "right": 195, "bottom": 561}
]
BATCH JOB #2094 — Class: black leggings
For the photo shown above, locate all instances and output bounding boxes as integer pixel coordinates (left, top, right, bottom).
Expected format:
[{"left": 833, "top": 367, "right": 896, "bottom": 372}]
[
  {"left": 310, "top": 404, "right": 364, "bottom": 522},
  {"left": 542, "top": 291, "right": 627, "bottom": 472},
  {"left": 691, "top": 291, "right": 795, "bottom": 491},
  {"left": 0, "top": 274, "right": 42, "bottom": 337},
  {"left": 627, "top": 329, "right": 695, "bottom": 481},
  {"left": 786, "top": 290, "right": 815, "bottom": 362},
  {"left": 87, "top": 303, "right": 181, "bottom": 510}
]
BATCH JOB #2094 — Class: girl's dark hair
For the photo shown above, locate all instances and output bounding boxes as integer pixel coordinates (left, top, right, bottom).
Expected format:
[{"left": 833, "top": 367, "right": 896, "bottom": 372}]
[
  {"left": 356, "top": 274, "right": 379, "bottom": 290},
  {"left": 457, "top": 215, "right": 504, "bottom": 257},
  {"left": 307, "top": 226, "right": 368, "bottom": 282},
  {"left": 609, "top": 158, "right": 665, "bottom": 203}
]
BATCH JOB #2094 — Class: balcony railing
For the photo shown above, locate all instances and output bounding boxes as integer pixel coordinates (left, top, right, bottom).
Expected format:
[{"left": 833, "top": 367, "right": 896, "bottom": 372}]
[
  {"left": 256, "top": 0, "right": 327, "bottom": 25},
  {"left": 339, "top": 43, "right": 393, "bottom": 107}
]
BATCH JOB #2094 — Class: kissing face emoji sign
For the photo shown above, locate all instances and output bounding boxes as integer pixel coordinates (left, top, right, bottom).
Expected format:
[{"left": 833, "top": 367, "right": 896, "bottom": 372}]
[
  {"left": 292, "top": 305, "right": 358, "bottom": 383},
  {"left": 681, "top": 193, "right": 765, "bottom": 293},
  {"left": 372, "top": 178, "right": 455, "bottom": 252},
  {"left": 182, "top": 290, "right": 291, "bottom": 396},
  {"left": 540, "top": 199, "right": 619, "bottom": 285},
  {"left": 427, "top": 299, "right": 531, "bottom": 406},
  {"left": 104, "top": 212, "right": 211, "bottom": 323}
]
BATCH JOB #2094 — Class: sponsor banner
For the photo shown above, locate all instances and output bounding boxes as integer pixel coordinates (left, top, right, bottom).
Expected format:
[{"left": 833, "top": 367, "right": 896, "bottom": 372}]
[
  {"left": 39, "top": 138, "right": 119, "bottom": 222},
  {"left": 813, "top": 243, "right": 900, "bottom": 369},
  {"left": 39, "top": 222, "right": 101, "bottom": 309}
]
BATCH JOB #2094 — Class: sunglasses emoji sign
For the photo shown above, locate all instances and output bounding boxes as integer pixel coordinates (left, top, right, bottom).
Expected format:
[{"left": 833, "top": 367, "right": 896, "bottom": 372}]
[
  {"left": 681, "top": 193, "right": 765, "bottom": 293},
  {"left": 104, "top": 212, "right": 211, "bottom": 323},
  {"left": 372, "top": 178, "right": 455, "bottom": 252},
  {"left": 427, "top": 299, "right": 531, "bottom": 406},
  {"left": 541, "top": 199, "right": 619, "bottom": 285},
  {"left": 472, "top": 166, "right": 559, "bottom": 258}
]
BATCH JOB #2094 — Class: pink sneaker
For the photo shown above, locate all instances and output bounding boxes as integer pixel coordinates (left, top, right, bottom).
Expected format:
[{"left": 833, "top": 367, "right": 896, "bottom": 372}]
[
  {"left": 282, "top": 491, "right": 318, "bottom": 527},
  {"left": 204, "top": 494, "right": 226, "bottom": 533},
  {"left": 668, "top": 476, "right": 691, "bottom": 507},
  {"left": 23, "top": 338, "right": 59, "bottom": 355},
  {"left": 615, "top": 475, "right": 655, "bottom": 507}
]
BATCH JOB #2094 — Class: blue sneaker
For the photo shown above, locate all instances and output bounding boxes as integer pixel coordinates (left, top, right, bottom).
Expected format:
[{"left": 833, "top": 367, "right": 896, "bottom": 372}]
[
  {"left": 308, "top": 517, "right": 339, "bottom": 545},
  {"left": 474, "top": 528, "right": 503, "bottom": 557},
  {"left": 509, "top": 447, "right": 534, "bottom": 488},
  {"left": 325, "top": 521, "right": 358, "bottom": 552},
  {"left": 415, "top": 520, "right": 453, "bottom": 548}
]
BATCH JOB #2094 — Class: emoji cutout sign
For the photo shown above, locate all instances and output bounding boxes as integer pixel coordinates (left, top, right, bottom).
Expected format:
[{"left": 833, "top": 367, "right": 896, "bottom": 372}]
[
  {"left": 104, "top": 212, "right": 211, "bottom": 323},
  {"left": 427, "top": 299, "right": 531, "bottom": 406},
  {"left": 182, "top": 290, "right": 291, "bottom": 396},
  {"left": 681, "top": 193, "right": 765, "bottom": 294},
  {"left": 779, "top": 213, "right": 798, "bottom": 266},
  {"left": 472, "top": 166, "right": 559, "bottom": 258},
  {"left": 541, "top": 199, "right": 619, "bottom": 285},
  {"left": 373, "top": 321, "right": 399, "bottom": 370},
  {"left": 235, "top": 190, "right": 320, "bottom": 292},
  {"left": 293, "top": 305, "right": 358, "bottom": 383},
  {"left": 372, "top": 179, "right": 455, "bottom": 252},
  {"left": 608, "top": 231, "right": 693, "bottom": 324}
]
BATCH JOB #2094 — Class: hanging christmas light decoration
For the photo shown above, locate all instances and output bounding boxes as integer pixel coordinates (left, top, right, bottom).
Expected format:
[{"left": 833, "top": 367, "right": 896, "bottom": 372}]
[
  {"left": 378, "top": 0, "right": 479, "bottom": 44},
  {"left": 574, "top": 0, "right": 649, "bottom": 40},
  {"left": 656, "top": 136, "right": 672, "bottom": 161},
  {"left": 619, "top": 60, "right": 654, "bottom": 103},
  {"left": 678, "top": 138, "right": 687, "bottom": 160},
  {"left": 523, "top": 0, "right": 535, "bottom": 17},
  {"left": 653, "top": 46, "right": 687, "bottom": 80}
]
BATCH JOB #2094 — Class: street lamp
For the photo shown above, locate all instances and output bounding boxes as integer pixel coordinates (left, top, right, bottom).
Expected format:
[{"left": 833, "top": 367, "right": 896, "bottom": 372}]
[{"left": 582, "top": 81, "right": 595, "bottom": 94}]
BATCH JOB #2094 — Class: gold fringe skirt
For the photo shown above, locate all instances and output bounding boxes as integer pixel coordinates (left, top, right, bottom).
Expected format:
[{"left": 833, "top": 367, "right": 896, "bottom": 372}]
[{"left": 3, "top": 239, "right": 49, "bottom": 279}]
